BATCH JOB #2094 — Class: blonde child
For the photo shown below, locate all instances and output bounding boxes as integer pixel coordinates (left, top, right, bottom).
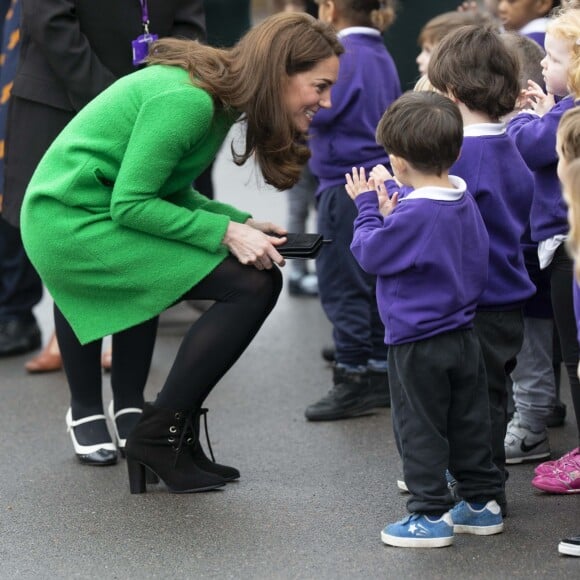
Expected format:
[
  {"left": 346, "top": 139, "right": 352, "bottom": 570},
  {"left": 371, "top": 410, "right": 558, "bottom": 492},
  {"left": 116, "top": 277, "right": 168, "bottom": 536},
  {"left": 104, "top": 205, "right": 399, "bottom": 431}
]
[
  {"left": 500, "top": 32, "right": 563, "bottom": 463},
  {"left": 507, "top": 8, "right": 580, "bottom": 489},
  {"left": 551, "top": 107, "right": 580, "bottom": 554}
]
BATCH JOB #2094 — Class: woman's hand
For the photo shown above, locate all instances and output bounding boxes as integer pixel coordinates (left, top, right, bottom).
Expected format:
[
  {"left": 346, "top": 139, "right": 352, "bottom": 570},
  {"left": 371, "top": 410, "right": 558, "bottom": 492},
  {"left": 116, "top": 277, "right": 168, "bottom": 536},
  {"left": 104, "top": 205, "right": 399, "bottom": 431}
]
[
  {"left": 223, "top": 221, "right": 286, "bottom": 270},
  {"left": 524, "top": 80, "right": 555, "bottom": 117},
  {"left": 245, "top": 218, "right": 287, "bottom": 237}
]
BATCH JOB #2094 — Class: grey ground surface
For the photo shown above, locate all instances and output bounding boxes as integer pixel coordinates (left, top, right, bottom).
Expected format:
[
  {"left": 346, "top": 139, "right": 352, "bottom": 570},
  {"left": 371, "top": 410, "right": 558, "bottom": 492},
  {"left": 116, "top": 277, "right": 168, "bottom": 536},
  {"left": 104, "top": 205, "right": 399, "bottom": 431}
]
[{"left": 1, "top": 129, "right": 578, "bottom": 579}]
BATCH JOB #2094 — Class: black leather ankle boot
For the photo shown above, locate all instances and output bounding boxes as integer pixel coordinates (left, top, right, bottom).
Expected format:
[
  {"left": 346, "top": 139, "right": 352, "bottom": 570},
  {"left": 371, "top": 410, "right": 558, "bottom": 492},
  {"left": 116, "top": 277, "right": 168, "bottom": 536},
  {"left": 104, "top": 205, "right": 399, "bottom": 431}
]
[
  {"left": 191, "top": 409, "right": 240, "bottom": 481},
  {"left": 125, "top": 403, "right": 227, "bottom": 494}
]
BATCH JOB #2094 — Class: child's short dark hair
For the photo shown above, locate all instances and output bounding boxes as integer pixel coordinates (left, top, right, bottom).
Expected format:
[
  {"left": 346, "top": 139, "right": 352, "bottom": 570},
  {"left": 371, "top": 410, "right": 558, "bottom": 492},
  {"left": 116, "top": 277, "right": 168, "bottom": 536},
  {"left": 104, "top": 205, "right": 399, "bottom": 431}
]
[
  {"left": 428, "top": 25, "right": 520, "bottom": 120},
  {"left": 376, "top": 91, "right": 463, "bottom": 176}
]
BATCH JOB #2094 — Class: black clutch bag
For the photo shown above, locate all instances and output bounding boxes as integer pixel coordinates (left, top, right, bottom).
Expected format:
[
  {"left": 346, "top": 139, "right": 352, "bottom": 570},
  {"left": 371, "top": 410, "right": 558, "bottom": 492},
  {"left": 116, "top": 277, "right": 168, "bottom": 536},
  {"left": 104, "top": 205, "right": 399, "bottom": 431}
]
[{"left": 277, "top": 233, "right": 330, "bottom": 259}]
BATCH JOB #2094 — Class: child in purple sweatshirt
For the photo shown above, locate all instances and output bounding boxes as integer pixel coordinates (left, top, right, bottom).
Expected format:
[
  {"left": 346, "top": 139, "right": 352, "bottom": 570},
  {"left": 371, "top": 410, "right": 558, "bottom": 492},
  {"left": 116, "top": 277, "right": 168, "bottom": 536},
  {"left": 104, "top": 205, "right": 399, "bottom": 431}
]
[
  {"left": 538, "top": 106, "right": 580, "bottom": 554},
  {"left": 348, "top": 91, "right": 504, "bottom": 549},
  {"left": 303, "top": 0, "right": 401, "bottom": 422},
  {"left": 506, "top": 8, "right": 580, "bottom": 481},
  {"left": 428, "top": 25, "right": 536, "bottom": 516}
]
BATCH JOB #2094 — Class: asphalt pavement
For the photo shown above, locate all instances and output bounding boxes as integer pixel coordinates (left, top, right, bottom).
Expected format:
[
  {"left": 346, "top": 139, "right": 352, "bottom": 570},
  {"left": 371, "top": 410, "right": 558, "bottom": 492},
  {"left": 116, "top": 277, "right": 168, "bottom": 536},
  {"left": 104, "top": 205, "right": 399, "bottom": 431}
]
[{"left": 1, "top": 128, "right": 578, "bottom": 579}]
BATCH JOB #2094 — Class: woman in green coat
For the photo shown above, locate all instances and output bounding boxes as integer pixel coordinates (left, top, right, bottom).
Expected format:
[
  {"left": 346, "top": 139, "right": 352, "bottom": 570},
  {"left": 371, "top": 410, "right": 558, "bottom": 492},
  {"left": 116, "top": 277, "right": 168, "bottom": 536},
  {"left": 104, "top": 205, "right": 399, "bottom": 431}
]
[{"left": 20, "top": 12, "right": 343, "bottom": 493}]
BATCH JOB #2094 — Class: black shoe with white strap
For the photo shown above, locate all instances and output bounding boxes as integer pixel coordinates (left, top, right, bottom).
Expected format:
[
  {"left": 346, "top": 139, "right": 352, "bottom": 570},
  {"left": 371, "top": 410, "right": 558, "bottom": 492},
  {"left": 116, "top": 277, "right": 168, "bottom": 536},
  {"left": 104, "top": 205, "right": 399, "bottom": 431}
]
[{"left": 65, "top": 408, "right": 118, "bottom": 466}]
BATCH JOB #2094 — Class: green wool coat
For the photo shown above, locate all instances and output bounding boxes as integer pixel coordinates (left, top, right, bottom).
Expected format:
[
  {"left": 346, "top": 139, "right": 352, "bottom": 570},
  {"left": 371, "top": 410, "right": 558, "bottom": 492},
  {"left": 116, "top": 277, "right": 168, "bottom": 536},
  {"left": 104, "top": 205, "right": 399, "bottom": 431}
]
[{"left": 21, "top": 65, "right": 252, "bottom": 344}]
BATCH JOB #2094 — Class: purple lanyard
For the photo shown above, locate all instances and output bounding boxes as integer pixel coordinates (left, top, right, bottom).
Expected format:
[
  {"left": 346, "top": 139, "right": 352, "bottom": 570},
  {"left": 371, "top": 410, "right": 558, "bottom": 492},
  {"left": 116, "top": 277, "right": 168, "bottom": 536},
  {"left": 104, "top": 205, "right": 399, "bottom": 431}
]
[{"left": 139, "top": 0, "right": 151, "bottom": 34}]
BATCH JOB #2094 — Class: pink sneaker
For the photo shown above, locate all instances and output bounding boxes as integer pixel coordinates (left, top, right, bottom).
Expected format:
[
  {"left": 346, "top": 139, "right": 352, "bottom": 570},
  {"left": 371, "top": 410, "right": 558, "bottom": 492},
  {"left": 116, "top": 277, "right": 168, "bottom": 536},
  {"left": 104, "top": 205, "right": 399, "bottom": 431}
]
[
  {"left": 534, "top": 448, "right": 579, "bottom": 476},
  {"left": 532, "top": 462, "right": 580, "bottom": 494}
]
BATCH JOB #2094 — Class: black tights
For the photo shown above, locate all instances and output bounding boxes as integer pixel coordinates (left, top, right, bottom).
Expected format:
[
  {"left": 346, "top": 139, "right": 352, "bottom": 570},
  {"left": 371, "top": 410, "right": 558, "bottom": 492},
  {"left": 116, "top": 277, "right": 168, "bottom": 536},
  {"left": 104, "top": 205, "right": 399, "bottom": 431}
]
[
  {"left": 550, "top": 246, "right": 580, "bottom": 442},
  {"left": 155, "top": 257, "right": 282, "bottom": 410},
  {"left": 55, "top": 257, "right": 282, "bottom": 418},
  {"left": 54, "top": 305, "right": 158, "bottom": 419}
]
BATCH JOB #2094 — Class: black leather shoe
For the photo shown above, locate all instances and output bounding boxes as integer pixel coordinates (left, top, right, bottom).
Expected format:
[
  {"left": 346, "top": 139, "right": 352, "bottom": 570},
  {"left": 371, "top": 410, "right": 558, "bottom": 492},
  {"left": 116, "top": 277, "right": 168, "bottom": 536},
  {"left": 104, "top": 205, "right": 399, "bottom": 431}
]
[
  {"left": 305, "top": 366, "right": 377, "bottom": 421},
  {"left": 65, "top": 409, "right": 118, "bottom": 466},
  {"left": 0, "top": 318, "right": 41, "bottom": 356}
]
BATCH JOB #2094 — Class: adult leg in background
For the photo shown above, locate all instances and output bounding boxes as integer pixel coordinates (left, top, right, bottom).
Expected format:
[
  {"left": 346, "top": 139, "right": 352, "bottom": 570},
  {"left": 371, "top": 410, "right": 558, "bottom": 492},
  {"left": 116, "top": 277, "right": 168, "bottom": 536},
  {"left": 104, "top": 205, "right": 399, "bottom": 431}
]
[{"left": 54, "top": 305, "right": 159, "bottom": 446}]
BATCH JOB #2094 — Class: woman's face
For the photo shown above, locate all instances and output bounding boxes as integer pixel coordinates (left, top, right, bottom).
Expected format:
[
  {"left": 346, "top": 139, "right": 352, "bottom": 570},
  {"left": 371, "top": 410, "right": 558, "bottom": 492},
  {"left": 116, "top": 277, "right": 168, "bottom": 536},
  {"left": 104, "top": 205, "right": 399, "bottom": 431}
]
[
  {"left": 541, "top": 33, "right": 572, "bottom": 97},
  {"left": 284, "top": 55, "right": 339, "bottom": 133}
]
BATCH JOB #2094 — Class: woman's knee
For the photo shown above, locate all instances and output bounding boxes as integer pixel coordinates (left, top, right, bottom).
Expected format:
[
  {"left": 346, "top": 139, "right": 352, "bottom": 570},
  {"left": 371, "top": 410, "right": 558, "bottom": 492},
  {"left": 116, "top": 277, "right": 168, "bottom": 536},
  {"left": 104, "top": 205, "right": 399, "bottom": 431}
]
[{"left": 252, "top": 265, "right": 283, "bottom": 305}]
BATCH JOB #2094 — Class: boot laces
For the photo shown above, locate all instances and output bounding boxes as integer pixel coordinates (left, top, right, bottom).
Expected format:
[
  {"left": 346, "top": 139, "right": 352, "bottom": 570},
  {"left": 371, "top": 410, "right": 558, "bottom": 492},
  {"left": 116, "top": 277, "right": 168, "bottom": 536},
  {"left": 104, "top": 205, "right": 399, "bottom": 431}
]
[
  {"left": 173, "top": 412, "right": 196, "bottom": 468},
  {"left": 171, "top": 409, "right": 217, "bottom": 467}
]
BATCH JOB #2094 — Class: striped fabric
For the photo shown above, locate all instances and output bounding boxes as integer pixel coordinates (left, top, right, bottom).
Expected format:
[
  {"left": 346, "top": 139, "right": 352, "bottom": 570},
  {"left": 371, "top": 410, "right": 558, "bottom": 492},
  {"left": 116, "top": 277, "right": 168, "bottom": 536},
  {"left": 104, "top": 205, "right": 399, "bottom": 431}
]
[{"left": 0, "top": 0, "right": 20, "bottom": 209}]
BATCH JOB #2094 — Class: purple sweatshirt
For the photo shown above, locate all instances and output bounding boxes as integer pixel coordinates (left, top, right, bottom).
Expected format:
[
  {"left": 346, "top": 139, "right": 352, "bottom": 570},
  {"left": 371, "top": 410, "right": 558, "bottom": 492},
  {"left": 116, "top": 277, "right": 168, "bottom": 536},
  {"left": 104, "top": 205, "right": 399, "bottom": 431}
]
[
  {"left": 351, "top": 176, "right": 489, "bottom": 345},
  {"left": 308, "top": 29, "right": 401, "bottom": 195},
  {"left": 506, "top": 96, "right": 576, "bottom": 242},
  {"left": 519, "top": 17, "right": 548, "bottom": 49},
  {"left": 451, "top": 124, "right": 535, "bottom": 309}
]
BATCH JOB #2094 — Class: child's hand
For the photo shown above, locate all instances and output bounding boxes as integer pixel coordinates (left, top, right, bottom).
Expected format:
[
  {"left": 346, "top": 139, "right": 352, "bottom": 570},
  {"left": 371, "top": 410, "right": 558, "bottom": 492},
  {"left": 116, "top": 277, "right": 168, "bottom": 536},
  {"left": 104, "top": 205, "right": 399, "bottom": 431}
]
[
  {"left": 524, "top": 80, "right": 555, "bottom": 116},
  {"left": 369, "top": 164, "right": 392, "bottom": 184},
  {"left": 377, "top": 181, "right": 399, "bottom": 217},
  {"left": 345, "top": 167, "right": 375, "bottom": 200},
  {"left": 370, "top": 163, "right": 402, "bottom": 187}
]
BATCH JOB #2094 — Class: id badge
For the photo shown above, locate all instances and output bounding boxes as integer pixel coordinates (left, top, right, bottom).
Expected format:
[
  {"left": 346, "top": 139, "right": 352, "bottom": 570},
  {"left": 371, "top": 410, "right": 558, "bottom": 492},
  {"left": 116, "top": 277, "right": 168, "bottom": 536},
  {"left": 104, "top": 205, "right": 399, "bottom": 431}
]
[{"left": 132, "top": 33, "right": 159, "bottom": 66}]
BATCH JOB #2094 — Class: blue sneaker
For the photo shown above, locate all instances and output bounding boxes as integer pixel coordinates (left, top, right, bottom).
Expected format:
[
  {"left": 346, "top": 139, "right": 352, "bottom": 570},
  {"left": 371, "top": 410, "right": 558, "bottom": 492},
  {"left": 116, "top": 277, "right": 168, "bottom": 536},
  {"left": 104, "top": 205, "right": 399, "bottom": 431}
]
[
  {"left": 381, "top": 513, "right": 454, "bottom": 548},
  {"left": 450, "top": 500, "right": 504, "bottom": 535}
]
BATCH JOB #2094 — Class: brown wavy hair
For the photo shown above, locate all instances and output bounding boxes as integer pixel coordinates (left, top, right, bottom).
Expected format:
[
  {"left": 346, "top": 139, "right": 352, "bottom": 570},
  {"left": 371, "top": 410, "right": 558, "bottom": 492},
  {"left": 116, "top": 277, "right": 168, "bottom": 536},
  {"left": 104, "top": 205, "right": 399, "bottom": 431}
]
[{"left": 146, "top": 12, "right": 343, "bottom": 190}]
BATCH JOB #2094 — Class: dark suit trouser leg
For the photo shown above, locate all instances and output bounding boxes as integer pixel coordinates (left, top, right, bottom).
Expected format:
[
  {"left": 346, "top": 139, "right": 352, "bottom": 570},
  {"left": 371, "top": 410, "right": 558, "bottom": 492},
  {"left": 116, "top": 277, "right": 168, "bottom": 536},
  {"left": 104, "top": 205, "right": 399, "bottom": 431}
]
[{"left": 0, "top": 217, "right": 42, "bottom": 322}]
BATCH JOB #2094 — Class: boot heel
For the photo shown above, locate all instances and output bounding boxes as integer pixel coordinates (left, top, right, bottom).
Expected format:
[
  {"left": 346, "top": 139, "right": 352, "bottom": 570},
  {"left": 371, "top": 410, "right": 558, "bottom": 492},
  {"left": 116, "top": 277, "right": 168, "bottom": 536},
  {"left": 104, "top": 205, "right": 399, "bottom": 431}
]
[
  {"left": 146, "top": 469, "right": 160, "bottom": 484},
  {"left": 127, "top": 458, "right": 147, "bottom": 494}
]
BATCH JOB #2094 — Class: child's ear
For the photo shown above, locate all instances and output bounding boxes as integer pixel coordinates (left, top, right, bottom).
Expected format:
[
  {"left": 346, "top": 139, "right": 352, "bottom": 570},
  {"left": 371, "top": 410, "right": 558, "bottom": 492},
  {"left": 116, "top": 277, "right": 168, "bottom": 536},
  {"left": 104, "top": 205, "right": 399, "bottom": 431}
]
[
  {"left": 446, "top": 90, "right": 459, "bottom": 104},
  {"left": 318, "top": 0, "right": 336, "bottom": 24},
  {"left": 390, "top": 154, "right": 406, "bottom": 176}
]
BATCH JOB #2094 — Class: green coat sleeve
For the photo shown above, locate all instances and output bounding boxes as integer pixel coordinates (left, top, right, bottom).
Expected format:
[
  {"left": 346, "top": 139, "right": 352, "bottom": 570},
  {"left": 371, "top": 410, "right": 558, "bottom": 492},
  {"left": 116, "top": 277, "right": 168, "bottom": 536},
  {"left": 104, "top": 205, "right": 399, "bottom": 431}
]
[
  {"left": 166, "top": 187, "right": 252, "bottom": 224},
  {"left": 110, "top": 88, "right": 237, "bottom": 254}
]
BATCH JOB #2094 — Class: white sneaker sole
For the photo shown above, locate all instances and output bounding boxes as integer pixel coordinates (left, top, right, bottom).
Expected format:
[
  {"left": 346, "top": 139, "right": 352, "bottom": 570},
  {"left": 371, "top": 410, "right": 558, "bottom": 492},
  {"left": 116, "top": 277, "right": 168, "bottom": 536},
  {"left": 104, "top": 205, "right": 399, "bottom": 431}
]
[
  {"left": 558, "top": 542, "right": 580, "bottom": 556},
  {"left": 505, "top": 451, "right": 551, "bottom": 464},
  {"left": 454, "top": 522, "right": 504, "bottom": 535},
  {"left": 381, "top": 531, "right": 453, "bottom": 548}
]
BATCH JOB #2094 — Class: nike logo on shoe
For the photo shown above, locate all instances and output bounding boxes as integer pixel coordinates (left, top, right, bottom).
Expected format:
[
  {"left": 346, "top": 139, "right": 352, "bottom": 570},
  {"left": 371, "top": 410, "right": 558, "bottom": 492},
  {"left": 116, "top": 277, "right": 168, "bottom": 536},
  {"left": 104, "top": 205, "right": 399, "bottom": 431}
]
[{"left": 521, "top": 438, "right": 548, "bottom": 453}]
